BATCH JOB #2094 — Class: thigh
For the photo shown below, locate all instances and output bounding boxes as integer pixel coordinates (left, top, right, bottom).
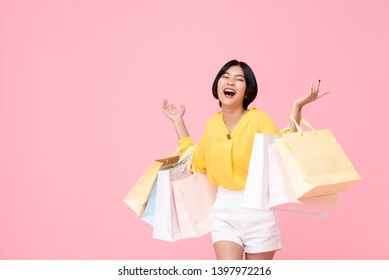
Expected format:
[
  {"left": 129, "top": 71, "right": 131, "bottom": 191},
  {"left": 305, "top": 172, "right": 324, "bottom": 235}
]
[
  {"left": 213, "top": 241, "right": 244, "bottom": 260},
  {"left": 245, "top": 250, "right": 276, "bottom": 260},
  {"left": 241, "top": 208, "right": 282, "bottom": 254}
]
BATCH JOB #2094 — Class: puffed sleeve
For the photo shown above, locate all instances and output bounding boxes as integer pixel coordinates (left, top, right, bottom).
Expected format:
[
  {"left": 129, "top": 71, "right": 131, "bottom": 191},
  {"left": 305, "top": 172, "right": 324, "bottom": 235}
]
[
  {"left": 258, "top": 111, "right": 281, "bottom": 136},
  {"left": 178, "top": 135, "right": 207, "bottom": 173}
]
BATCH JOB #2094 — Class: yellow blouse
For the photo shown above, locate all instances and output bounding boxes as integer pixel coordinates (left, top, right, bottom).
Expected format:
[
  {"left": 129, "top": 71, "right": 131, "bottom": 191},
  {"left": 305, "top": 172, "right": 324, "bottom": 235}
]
[{"left": 178, "top": 108, "right": 280, "bottom": 191}]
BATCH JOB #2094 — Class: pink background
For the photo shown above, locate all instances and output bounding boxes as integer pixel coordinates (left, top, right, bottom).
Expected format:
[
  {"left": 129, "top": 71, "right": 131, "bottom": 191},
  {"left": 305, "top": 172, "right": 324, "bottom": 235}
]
[{"left": 1, "top": 0, "right": 388, "bottom": 259}]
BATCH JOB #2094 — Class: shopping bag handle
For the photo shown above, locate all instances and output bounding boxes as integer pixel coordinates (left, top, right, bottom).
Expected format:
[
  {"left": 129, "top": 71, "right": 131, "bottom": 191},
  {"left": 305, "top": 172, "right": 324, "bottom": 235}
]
[
  {"left": 175, "top": 143, "right": 195, "bottom": 173},
  {"left": 170, "top": 138, "right": 193, "bottom": 157},
  {"left": 170, "top": 138, "right": 197, "bottom": 174},
  {"left": 289, "top": 113, "right": 317, "bottom": 135}
]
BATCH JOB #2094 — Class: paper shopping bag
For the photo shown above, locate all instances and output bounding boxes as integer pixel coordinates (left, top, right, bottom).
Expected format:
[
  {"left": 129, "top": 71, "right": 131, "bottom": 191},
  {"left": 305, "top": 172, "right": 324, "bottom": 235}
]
[
  {"left": 243, "top": 133, "right": 277, "bottom": 209},
  {"left": 268, "top": 143, "right": 339, "bottom": 216},
  {"left": 172, "top": 172, "right": 217, "bottom": 238},
  {"left": 124, "top": 155, "right": 179, "bottom": 216},
  {"left": 142, "top": 165, "right": 191, "bottom": 226},
  {"left": 141, "top": 181, "right": 157, "bottom": 225},
  {"left": 275, "top": 115, "right": 361, "bottom": 199},
  {"left": 152, "top": 164, "right": 191, "bottom": 242}
]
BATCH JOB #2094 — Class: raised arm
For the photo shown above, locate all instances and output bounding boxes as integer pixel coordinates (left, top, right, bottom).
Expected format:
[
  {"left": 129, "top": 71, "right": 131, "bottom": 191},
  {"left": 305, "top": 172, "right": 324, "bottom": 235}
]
[
  {"left": 289, "top": 80, "right": 329, "bottom": 131},
  {"left": 162, "top": 99, "right": 190, "bottom": 140}
]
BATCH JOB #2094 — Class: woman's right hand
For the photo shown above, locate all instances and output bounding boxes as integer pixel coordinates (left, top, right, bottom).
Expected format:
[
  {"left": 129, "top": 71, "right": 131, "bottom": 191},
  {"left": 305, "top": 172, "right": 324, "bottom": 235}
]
[
  {"left": 162, "top": 99, "right": 186, "bottom": 122},
  {"left": 162, "top": 99, "right": 190, "bottom": 139}
]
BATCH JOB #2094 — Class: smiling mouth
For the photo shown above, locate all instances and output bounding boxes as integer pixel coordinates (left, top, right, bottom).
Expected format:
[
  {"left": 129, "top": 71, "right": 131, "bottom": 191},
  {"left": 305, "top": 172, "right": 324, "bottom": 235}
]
[{"left": 224, "top": 89, "right": 236, "bottom": 96}]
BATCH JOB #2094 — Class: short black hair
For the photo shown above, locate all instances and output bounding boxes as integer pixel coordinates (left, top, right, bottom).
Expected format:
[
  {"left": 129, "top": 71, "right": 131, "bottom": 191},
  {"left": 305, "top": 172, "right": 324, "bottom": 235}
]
[{"left": 212, "top": 60, "right": 258, "bottom": 110}]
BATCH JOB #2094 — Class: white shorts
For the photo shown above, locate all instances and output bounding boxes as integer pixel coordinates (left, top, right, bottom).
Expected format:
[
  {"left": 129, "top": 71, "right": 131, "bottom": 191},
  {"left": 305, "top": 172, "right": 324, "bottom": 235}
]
[{"left": 210, "top": 186, "right": 282, "bottom": 254}]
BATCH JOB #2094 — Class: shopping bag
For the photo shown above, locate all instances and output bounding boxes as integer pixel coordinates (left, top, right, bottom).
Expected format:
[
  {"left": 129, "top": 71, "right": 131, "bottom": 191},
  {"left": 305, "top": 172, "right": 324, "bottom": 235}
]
[
  {"left": 124, "top": 155, "right": 179, "bottom": 216},
  {"left": 172, "top": 171, "right": 217, "bottom": 238},
  {"left": 275, "top": 115, "right": 361, "bottom": 199},
  {"left": 243, "top": 133, "right": 277, "bottom": 209},
  {"left": 142, "top": 165, "right": 191, "bottom": 226},
  {"left": 141, "top": 181, "right": 157, "bottom": 225},
  {"left": 268, "top": 142, "right": 339, "bottom": 216},
  {"left": 152, "top": 164, "right": 191, "bottom": 242}
]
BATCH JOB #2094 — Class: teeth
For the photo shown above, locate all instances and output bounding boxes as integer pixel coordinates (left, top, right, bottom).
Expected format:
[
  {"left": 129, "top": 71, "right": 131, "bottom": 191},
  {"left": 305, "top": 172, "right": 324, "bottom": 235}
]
[{"left": 224, "top": 89, "right": 236, "bottom": 96}]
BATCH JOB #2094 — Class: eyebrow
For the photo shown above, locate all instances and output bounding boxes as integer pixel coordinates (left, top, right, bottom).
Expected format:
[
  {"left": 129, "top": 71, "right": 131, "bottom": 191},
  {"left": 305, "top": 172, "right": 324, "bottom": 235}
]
[{"left": 224, "top": 71, "right": 245, "bottom": 79}]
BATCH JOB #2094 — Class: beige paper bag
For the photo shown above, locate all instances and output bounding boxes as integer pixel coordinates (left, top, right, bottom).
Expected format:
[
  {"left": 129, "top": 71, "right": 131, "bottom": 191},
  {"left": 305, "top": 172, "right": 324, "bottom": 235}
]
[
  {"left": 268, "top": 143, "right": 339, "bottom": 216},
  {"left": 275, "top": 115, "right": 361, "bottom": 199},
  {"left": 124, "top": 156, "right": 179, "bottom": 215}
]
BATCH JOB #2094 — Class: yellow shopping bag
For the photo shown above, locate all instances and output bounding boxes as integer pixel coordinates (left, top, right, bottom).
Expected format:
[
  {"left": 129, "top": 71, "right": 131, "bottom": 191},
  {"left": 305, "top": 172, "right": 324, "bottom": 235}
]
[
  {"left": 124, "top": 144, "right": 195, "bottom": 216},
  {"left": 275, "top": 114, "right": 361, "bottom": 199},
  {"left": 124, "top": 156, "right": 179, "bottom": 216},
  {"left": 268, "top": 142, "right": 339, "bottom": 216}
]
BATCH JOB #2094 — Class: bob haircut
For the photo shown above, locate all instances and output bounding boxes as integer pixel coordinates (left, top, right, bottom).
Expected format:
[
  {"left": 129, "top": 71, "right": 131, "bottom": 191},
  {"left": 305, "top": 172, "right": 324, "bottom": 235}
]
[{"left": 212, "top": 60, "right": 258, "bottom": 110}]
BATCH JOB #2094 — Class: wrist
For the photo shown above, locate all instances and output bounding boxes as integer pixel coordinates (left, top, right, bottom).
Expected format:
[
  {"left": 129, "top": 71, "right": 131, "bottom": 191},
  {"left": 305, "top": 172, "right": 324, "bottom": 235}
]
[
  {"left": 292, "top": 103, "right": 302, "bottom": 113},
  {"left": 172, "top": 117, "right": 184, "bottom": 125}
]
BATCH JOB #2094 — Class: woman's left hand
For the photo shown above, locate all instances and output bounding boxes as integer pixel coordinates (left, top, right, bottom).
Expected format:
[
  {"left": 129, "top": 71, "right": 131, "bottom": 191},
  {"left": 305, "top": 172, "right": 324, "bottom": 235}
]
[
  {"left": 288, "top": 80, "right": 329, "bottom": 132},
  {"left": 293, "top": 80, "right": 329, "bottom": 110}
]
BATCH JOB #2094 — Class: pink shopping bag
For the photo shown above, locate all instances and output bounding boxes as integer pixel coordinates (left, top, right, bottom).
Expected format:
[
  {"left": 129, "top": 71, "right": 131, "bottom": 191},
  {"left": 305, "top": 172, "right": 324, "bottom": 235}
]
[{"left": 172, "top": 172, "right": 217, "bottom": 238}]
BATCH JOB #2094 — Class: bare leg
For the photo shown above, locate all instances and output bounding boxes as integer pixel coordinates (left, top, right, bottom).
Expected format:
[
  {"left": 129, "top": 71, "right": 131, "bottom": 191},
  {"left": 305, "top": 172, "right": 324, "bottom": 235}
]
[
  {"left": 213, "top": 241, "right": 244, "bottom": 260},
  {"left": 245, "top": 250, "right": 276, "bottom": 260}
]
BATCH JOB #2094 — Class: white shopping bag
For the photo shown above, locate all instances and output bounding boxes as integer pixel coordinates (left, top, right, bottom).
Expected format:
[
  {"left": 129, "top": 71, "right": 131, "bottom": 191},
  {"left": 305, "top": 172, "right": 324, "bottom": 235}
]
[
  {"left": 244, "top": 133, "right": 277, "bottom": 209},
  {"left": 152, "top": 168, "right": 182, "bottom": 242}
]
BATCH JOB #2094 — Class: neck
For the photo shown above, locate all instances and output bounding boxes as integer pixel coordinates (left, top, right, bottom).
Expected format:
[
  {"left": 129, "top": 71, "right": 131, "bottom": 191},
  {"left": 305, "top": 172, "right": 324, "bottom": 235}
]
[
  {"left": 222, "top": 106, "right": 246, "bottom": 119},
  {"left": 221, "top": 106, "right": 248, "bottom": 133}
]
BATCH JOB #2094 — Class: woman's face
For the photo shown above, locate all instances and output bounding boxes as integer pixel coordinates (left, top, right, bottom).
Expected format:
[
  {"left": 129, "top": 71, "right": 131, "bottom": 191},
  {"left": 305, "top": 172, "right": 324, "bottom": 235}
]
[{"left": 217, "top": 65, "right": 247, "bottom": 109}]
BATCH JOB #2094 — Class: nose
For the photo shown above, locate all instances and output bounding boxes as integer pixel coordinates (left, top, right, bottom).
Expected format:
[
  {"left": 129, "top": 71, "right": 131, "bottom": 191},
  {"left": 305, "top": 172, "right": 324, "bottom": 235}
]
[{"left": 227, "top": 77, "right": 235, "bottom": 86}]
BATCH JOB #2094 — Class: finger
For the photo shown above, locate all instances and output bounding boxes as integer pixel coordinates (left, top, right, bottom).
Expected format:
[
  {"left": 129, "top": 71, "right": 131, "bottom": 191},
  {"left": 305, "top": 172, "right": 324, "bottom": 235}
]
[
  {"left": 164, "top": 100, "right": 171, "bottom": 110},
  {"left": 310, "top": 81, "right": 316, "bottom": 95},
  {"left": 316, "top": 91, "right": 330, "bottom": 99},
  {"left": 165, "top": 101, "right": 171, "bottom": 109},
  {"left": 163, "top": 99, "right": 171, "bottom": 108},
  {"left": 311, "top": 86, "right": 316, "bottom": 97},
  {"left": 311, "top": 81, "right": 319, "bottom": 95},
  {"left": 317, "top": 79, "right": 321, "bottom": 92},
  {"left": 164, "top": 103, "right": 173, "bottom": 112}
]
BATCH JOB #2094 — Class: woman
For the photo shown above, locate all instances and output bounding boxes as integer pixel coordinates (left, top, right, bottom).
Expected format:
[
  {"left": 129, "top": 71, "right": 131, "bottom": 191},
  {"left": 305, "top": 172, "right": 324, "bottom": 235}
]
[{"left": 162, "top": 60, "right": 328, "bottom": 260}]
